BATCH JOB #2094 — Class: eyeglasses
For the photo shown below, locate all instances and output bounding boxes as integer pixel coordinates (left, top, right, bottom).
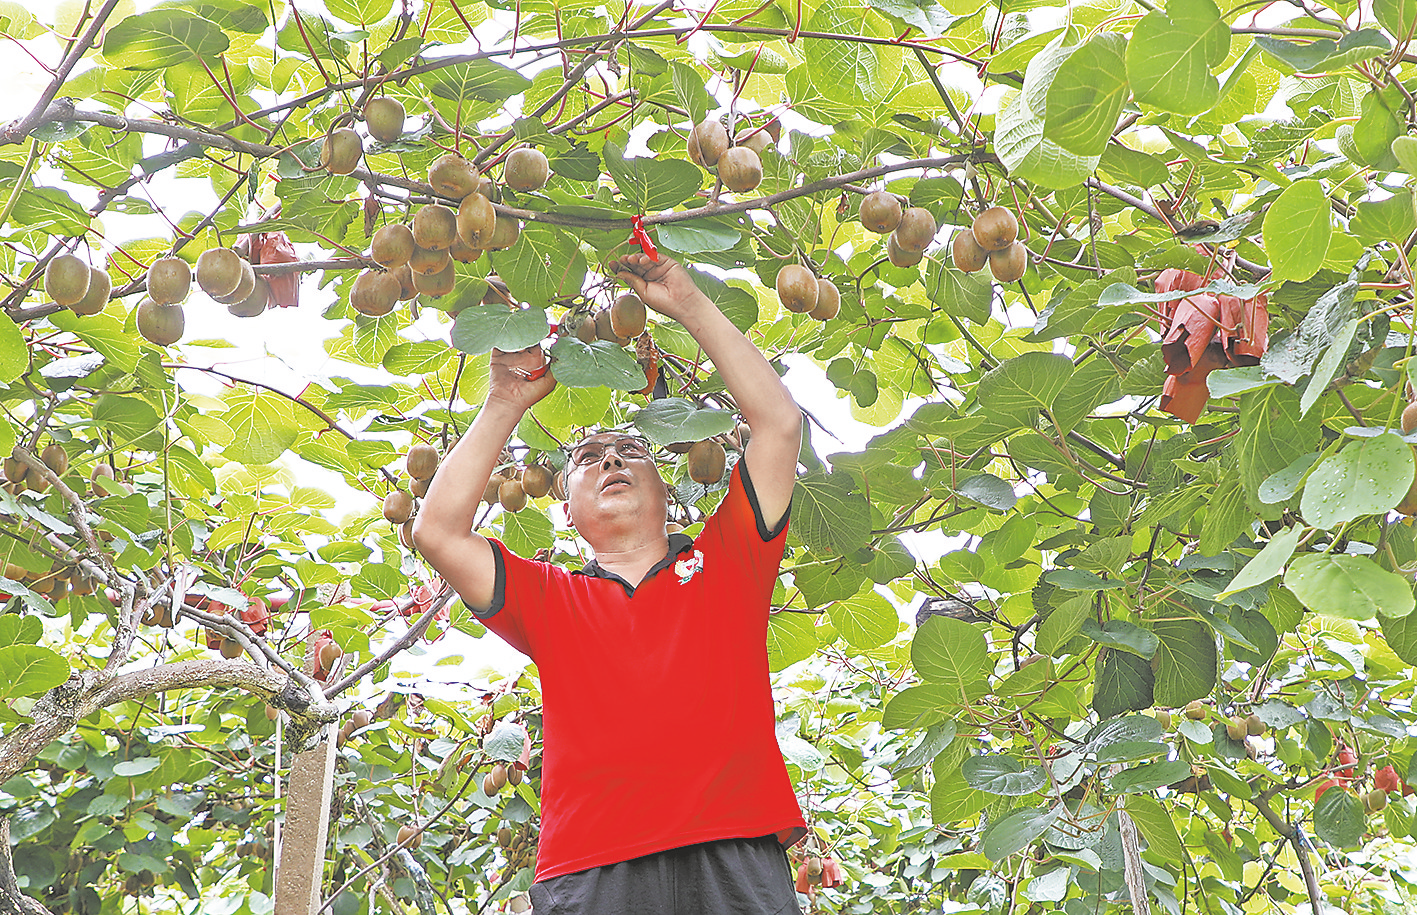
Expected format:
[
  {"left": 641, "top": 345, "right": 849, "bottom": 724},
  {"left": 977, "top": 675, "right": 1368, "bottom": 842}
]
[{"left": 569, "top": 437, "right": 652, "bottom": 467}]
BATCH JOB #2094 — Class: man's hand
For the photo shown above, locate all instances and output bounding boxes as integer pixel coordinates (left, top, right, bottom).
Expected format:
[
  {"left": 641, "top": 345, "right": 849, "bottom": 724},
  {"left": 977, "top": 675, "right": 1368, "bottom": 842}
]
[
  {"left": 488, "top": 346, "right": 556, "bottom": 413},
  {"left": 609, "top": 253, "right": 709, "bottom": 323}
]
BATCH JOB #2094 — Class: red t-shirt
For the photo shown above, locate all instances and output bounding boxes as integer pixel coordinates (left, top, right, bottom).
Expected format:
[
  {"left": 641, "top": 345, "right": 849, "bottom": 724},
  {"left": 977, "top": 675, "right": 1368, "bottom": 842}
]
[{"left": 479, "top": 460, "right": 807, "bottom": 881}]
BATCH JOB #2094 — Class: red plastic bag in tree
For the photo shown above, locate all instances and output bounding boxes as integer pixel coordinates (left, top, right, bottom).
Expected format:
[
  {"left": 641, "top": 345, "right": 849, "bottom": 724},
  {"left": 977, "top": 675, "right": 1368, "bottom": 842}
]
[
  {"left": 1229, "top": 292, "right": 1269, "bottom": 363},
  {"left": 240, "top": 596, "right": 270, "bottom": 636},
  {"left": 252, "top": 232, "right": 299, "bottom": 307},
  {"left": 1160, "top": 341, "right": 1227, "bottom": 424},
  {"left": 1161, "top": 293, "right": 1222, "bottom": 375},
  {"left": 1155, "top": 267, "right": 1205, "bottom": 299}
]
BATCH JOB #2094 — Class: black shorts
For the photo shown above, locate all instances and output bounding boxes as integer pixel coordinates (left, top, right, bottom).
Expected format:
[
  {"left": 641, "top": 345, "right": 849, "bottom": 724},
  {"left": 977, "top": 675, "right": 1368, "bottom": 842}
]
[{"left": 528, "top": 835, "right": 801, "bottom": 915}]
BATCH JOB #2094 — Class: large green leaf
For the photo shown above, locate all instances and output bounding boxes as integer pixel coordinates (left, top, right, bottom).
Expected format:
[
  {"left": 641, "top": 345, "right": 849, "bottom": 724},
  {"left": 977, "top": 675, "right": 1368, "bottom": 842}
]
[
  {"left": 996, "top": 67, "right": 1100, "bottom": 188},
  {"left": 804, "top": 4, "right": 898, "bottom": 104},
  {"left": 449, "top": 306, "right": 550, "bottom": 356},
  {"left": 962, "top": 755, "right": 1048, "bottom": 796},
  {"left": 981, "top": 804, "right": 1061, "bottom": 861},
  {"left": 218, "top": 387, "right": 302, "bottom": 465},
  {"left": 1375, "top": 0, "right": 1417, "bottom": 45},
  {"left": 793, "top": 469, "right": 871, "bottom": 557},
  {"left": 827, "top": 590, "right": 898, "bottom": 649},
  {"left": 1255, "top": 29, "right": 1389, "bottom": 74},
  {"left": 1313, "top": 787, "right": 1365, "bottom": 848},
  {"left": 1263, "top": 180, "right": 1332, "bottom": 284},
  {"left": 1235, "top": 386, "right": 1323, "bottom": 512},
  {"left": 911, "top": 615, "right": 990, "bottom": 701},
  {"left": 975, "top": 352, "right": 1075, "bottom": 423},
  {"left": 1285, "top": 553, "right": 1416, "bottom": 620},
  {"left": 0, "top": 645, "right": 69, "bottom": 701},
  {"left": 1124, "top": 796, "right": 1184, "bottom": 860},
  {"left": 1042, "top": 32, "right": 1129, "bottom": 157},
  {"left": 603, "top": 143, "right": 703, "bottom": 213},
  {"left": 1125, "top": 0, "right": 1230, "bottom": 115},
  {"left": 1301, "top": 433, "right": 1414, "bottom": 529},
  {"left": 1217, "top": 525, "right": 1303, "bottom": 598},
  {"left": 632, "top": 398, "right": 735, "bottom": 446},
  {"left": 881, "top": 684, "right": 958, "bottom": 728},
  {"left": 419, "top": 59, "right": 532, "bottom": 104},
  {"left": 1152, "top": 618, "right": 1217, "bottom": 707},
  {"left": 1093, "top": 648, "right": 1154, "bottom": 718},
  {"left": 102, "top": 9, "right": 230, "bottom": 69},
  {"left": 489, "top": 223, "right": 587, "bottom": 308},
  {"left": 546, "top": 337, "right": 645, "bottom": 390}
]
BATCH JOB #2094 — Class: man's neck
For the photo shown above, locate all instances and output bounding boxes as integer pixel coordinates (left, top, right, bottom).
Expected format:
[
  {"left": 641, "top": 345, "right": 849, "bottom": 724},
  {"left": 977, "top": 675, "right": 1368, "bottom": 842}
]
[{"left": 589, "top": 533, "right": 671, "bottom": 587}]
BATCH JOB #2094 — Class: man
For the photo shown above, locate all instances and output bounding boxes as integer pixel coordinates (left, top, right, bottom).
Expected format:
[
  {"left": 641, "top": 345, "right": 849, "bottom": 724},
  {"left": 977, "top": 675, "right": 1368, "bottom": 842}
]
[{"left": 414, "top": 253, "right": 807, "bottom": 914}]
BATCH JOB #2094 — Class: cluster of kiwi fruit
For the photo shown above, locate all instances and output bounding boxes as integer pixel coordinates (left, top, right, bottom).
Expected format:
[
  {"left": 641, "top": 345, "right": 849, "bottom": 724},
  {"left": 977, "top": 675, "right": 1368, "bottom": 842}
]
[
  {"left": 951, "top": 206, "right": 1027, "bottom": 283},
  {"left": 688, "top": 118, "right": 770, "bottom": 194},
  {"left": 386, "top": 441, "right": 441, "bottom": 546},
  {"left": 1, "top": 442, "right": 69, "bottom": 496},
  {"left": 484, "top": 459, "right": 562, "bottom": 514},
  {"left": 42, "top": 253, "right": 111, "bottom": 316},
  {"left": 196, "top": 245, "right": 270, "bottom": 318},
  {"left": 857, "top": 189, "right": 938, "bottom": 268},
  {"left": 568, "top": 292, "right": 648, "bottom": 346},
  {"left": 1223, "top": 711, "right": 1267, "bottom": 742},
  {"left": 483, "top": 759, "right": 524, "bottom": 795},
  {"left": 3, "top": 557, "right": 100, "bottom": 603},
  {"left": 775, "top": 265, "right": 840, "bottom": 321},
  {"left": 337, "top": 708, "right": 375, "bottom": 747}
]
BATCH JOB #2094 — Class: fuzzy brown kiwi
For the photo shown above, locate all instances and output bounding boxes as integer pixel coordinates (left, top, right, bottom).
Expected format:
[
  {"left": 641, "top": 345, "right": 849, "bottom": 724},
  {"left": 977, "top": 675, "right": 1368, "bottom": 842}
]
[
  {"left": 595, "top": 309, "right": 630, "bottom": 346},
  {"left": 351, "top": 709, "right": 373, "bottom": 729},
  {"left": 522, "top": 464, "right": 553, "bottom": 498},
  {"left": 499, "top": 478, "right": 527, "bottom": 512},
  {"left": 320, "top": 128, "right": 363, "bottom": 176},
  {"left": 449, "top": 235, "right": 483, "bottom": 264},
  {"left": 371, "top": 224, "right": 415, "bottom": 268},
  {"left": 137, "top": 298, "right": 185, "bottom": 345},
  {"left": 1403, "top": 402, "right": 1417, "bottom": 434},
  {"left": 227, "top": 277, "right": 270, "bottom": 317},
  {"left": 408, "top": 244, "right": 451, "bottom": 276},
  {"left": 397, "top": 824, "right": 423, "bottom": 849},
  {"left": 887, "top": 234, "right": 923, "bottom": 268},
  {"left": 70, "top": 265, "right": 111, "bottom": 316},
  {"left": 738, "top": 128, "right": 772, "bottom": 155},
  {"left": 319, "top": 639, "right": 343, "bottom": 670},
  {"left": 971, "top": 206, "right": 1019, "bottom": 252},
  {"left": 687, "top": 439, "right": 727, "bottom": 484},
  {"left": 412, "top": 204, "right": 458, "bottom": 251},
  {"left": 363, "top": 97, "right": 405, "bottom": 143},
  {"left": 717, "top": 147, "right": 762, "bottom": 194},
  {"left": 859, "top": 191, "right": 903, "bottom": 234},
  {"left": 689, "top": 120, "right": 729, "bottom": 167},
  {"left": 40, "top": 443, "right": 68, "bottom": 476},
  {"left": 45, "top": 254, "right": 91, "bottom": 307},
  {"left": 487, "top": 215, "right": 520, "bottom": 250},
  {"left": 951, "top": 229, "right": 989, "bottom": 273},
  {"left": 383, "top": 490, "right": 415, "bottom": 523},
  {"left": 393, "top": 264, "right": 418, "bottom": 301},
  {"left": 147, "top": 256, "right": 192, "bottom": 305},
  {"left": 610, "top": 293, "right": 647, "bottom": 338},
  {"left": 213, "top": 260, "right": 256, "bottom": 305},
  {"left": 809, "top": 278, "right": 840, "bottom": 321},
  {"left": 483, "top": 471, "right": 510, "bottom": 504},
  {"left": 428, "top": 154, "right": 480, "bottom": 199},
  {"left": 457, "top": 192, "right": 496, "bottom": 248},
  {"left": 504, "top": 148, "right": 550, "bottom": 192},
  {"left": 411, "top": 477, "right": 430, "bottom": 498},
  {"left": 406, "top": 443, "right": 440, "bottom": 480},
  {"left": 776, "top": 264, "right": 818, "bottom": 314},
  {"left": 893, "top": 207, "right": 937, "bottom": 253},
  {"left": 413, "top": 261, "right": 456, "bottom": 298},
  {"left": 350, "top": 270, "right": 400, "bottom": 317},
  {"left": 573, "top": 315, "right": 597, "bottom": 344},
  {"left": 196, "top": 248, "right": 244, "bottom": 298},
  {"left": 220, "top": 638, "right": 243, "bottom": 659},
  {"left": 988, "top": 241, "right": 1027, "bottom": 283}
]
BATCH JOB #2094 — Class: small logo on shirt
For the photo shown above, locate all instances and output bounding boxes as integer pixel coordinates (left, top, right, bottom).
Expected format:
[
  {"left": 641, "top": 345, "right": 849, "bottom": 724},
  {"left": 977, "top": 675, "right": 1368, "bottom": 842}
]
[{"left": 674, "top": 550, "right": 705, "bottom": 584}]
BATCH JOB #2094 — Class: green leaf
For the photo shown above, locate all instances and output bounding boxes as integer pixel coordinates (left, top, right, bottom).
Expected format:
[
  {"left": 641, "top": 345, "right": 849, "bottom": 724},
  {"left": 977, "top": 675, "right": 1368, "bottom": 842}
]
[
  {"left": 1038, "top": 595, "right": 1091, "bottom": 656},
  {"left": 546, "top": 337, "right": 644, "bottom": 390},
  {"left": 501, "top": 509, "right": 553, "bottom": 558},
  {"left": 1236, "top": 386, "right": 1323, "bottom": 512},
  {"left": 1152, "top": 618, "right": 1216, "bottom": 707},
  {"left": 603, "top": 142, "right": 704, "bottom": 213},
  {"left": 1285, "top": 552, "right": 1416, "bottom": 620},
  {"left": 632, "top": 398, "right": 735, "bottom": 446},
  {"left": 981, "top": 804, "right": 1061, "bottom": 861},
  {"left": 1043, "top": 33, "right": 1129, "bottom": 157},
  {"left": 962, "top": 755, "right": 1048, "bottom": 796},
  {"left": 1125, "top": 0, "right": 1230, "bottom": 115},
  {"left": 1123, "top": 797, "right": 1184, "bottom": 860},
  {"left": 419, "top": 59, "right": 532, "bottom": 104},
  {"left": 954, "top": 472, "right": 1017, "bottom": 511},
  {"left": 1081, "top": 619, "right": 1159, "bottom": 658},
  {"left": 996, "top": 74, "right": 1100, "bottom": 189},
  {"left": 93, "top": 394, "right": 162, "bottom": 451},
  {"left": 1376, "top": 0, "right": 1417, "bottom": 47},
  {"left": 325, "top": 0, "right": 392, "bottom": 24},
  {"left": 925, "top": 259, "right": 992, "bottom": 324},
  {"left": 911, "top": 615, "right": 990, "bottom": 702},
  {"left": 0, "top": 645, "right": 69, "bottom": 700},
  {"left": 1299, "top": 316, "right": 1359, "bottom": 417},
  {"left": 0, "top": 318, "right": 25, "bottom": 383},
  {"left": 1352, "top": 188, "right": 1417, "bottom": 244},
  {"left": 1092, "top": 648, "right": 1154, "bottom": 718},
  {"left": 1301, "top": 433, "right": 1414, "bottom": 528},
  {"left": 163, "top": 0, "right": 268, "bottom": 32},
  {"left": 1109, "top": 759, "right": 1192, "bottom": 794},
  {"left": 1217, "top": 525, "right": 1304, "bottom": 598},
  {"left": 805, "top": 4, "right": 897, "bottom": 104},
  {"left": 1263, "top": 180, "right": 1332, "bottom": 284},
  {"left": 218, "top": 387, "right": 302, "bottom": 465},
  {"left": 882, "top": 684, "right": 959, "bottom": 728},
  {"left": 490, "top": 223, "right": 587, "bottom": 308},
  {"left": 767, "top": 613, "right": 819, "bottom": 671},
  {"left": 793, "top": 469, "right": 871, "bottom": 556},
  {"left": 449, "top": 306, "right": 550, "bottom": 356},
  {"left": 669, "top": 60, "right": 715, "bottom": 125},
  {"left": 102, "top": 9, "right": 230, "bottom": 69},
  {"left": 1261, "top": 265, "right": 1361, "bottom": 384},
  {"left": 1255, "top": 29, "right": 1389, "bottom": 74},
  {"left": 0, "top": 615, "right": 42, "bottom": 649},
  {"left": 1313, "top": 787, "right": 1365, "bottom": 847},
  {"left": 1379, "top": 610, "right": 1417, "bottom": 665},
  {"left": 976, "top": 352, "right": 1075, "bottom": 423},
  {"left": 1051, "top": 358, "right": 1121, "bottom": 435},
  {"left": 655, "top": 217, "right": 744, "bottom": 254},
  {"left": 827, "top": 590, "right": 898, "bottom": 649}
]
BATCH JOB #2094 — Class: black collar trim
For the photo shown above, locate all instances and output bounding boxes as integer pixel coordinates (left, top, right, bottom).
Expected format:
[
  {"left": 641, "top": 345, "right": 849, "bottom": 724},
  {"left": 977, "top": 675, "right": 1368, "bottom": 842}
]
[{"left": 573, "top": 532, "right": 696, "bottom": 595}]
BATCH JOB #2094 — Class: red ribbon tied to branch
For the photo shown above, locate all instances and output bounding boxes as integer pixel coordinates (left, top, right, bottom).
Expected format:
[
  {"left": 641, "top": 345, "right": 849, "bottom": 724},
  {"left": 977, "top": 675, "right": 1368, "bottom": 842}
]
[{"left": 630, "top": 215, "right": 659, "bottom": 262}]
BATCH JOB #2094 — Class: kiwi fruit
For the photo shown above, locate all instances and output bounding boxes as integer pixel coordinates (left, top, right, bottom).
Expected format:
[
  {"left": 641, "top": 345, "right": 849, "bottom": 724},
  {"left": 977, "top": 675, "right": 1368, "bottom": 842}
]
[
  {"left": 26, "top": 472, "right": 50, "bottom": 494},
  {"left": 136, "top": 298, "right": 185, "bottom": 345},
  {"left": 228, "top": 277, "right": 270, "bottom": 317},
  {"left": 411, "top": 478, "right": 430, "bottom": 498},
  {"left": 610, "top": 293, "right": 647, "bottom": 339},
  {"left": 522, "top": 464, "right": 553, "bottom": 498},
  {"left": 220, "top": 638, "right": 243, "bottom": 659},
  {"left": 499, "top": 478, "right": 527, "bottom": 512},
  {"left": 399, "top": 518, "right": 416, "bottom": 549},
  {"left": 428, "top": 154, "right": 480, "bottom": 199},
  {"left": 809, "top": 278, "right": 840, "bottom": 321},
  {"left": 483, "top": 772, "right": 500, "bottom": 795},
  {"left": 383, "top": 490, "right": 415, "bottom": 523},
  {"left": 319, "top": 639, "right": 343, "bottom": 670},
  {"left": 195, "top": 248, "right": 244, "bottom": 299},
  {"left": 595, "top": 309, "right": 629, "bottom": 346},
  {"left": 504, "top": 148, "right": 550, "bottom": 192},
  {"left": 213, "top": 260, "right": 256, "bottom": 305},
  {"left": 776, "top": 264, "right": 818, "bottom": 314},
  {"left": 972, "top": 206, "right": 1019, "bottom": 251},
  {"left": 893, "top": 207, "right": 937, "bottom": 253},
  {"left": 44, "top": 254, "right": 90, "bottom": 307},
  {"left": 40, "top": 443, "right": 68, "bottom": 476},
  {"left": 717, "top": 147, "right": 762, "bottom": 194},
  {"left": 350, "top": 270, "right": 400, "bottom": 317},
  {"left": 320, "top": 128, "right": 363, "bottom": 176},
  {"left": 90, "top": 463, "right": 114, "bottom": 483},
  {"left": 412, "top": 261, "right": 456, "bottom": 298},
  {"left": 351, "top": 709, "right": 373, "bottom": 729},
  {"left": 1245, "top": 713, "right": 1266, "bottom": 736},
  {"left": 490, "top": 762, "right": 509, "bottom": 790},
  {"left": 483, "top": 473, "right": 508, "bottom": 504},
  {"left": 147, "top": 256, "right": 192, "bottom": 305},
  {"left": 498, "top": 827, "right": 514, "bottom": 847},
  {"left": 989, "top": 242, "right": 1027, "bottom": 283},
  {"left": 393, "top": 264, "right": 418, "bottom": 300},
  {"left": 1366, "top": 790, "right": 1389, "bottom": 813},
  {"left": 363, "top": 97, "right": 405, "bottom": 143},
  {"left": 859, "top": 191, "right": 902, "bottom": 234},
  {"left": 412, "top": 204, "right": 458, "bottom": 251},
  {"left": 371, "top": 224, "right": 415, "bottom": 268},
  {"left": 483, "top": 276, "right": 512, "bottom": 306},
  {"left": 487, "top": 215, "right": 520, "bottom": 250},
  {"left": 70, "top": 265, "right": 111, "bottom": 316},
  {"left": 688, "top": 439, "right": 726, "bottom": 484},
  {"left": 397, "top": 824, "right": 423, "bottom": 849},
  {"left": 1403, "top": 402, "right": 1417, "bottom": 434},
  {"left": 573, "top": 316, "right": 597, "bottom": 343},
  {"left": 457, "top": 192, "right": 496, "bottom": 248},
  {"left": 738, "top": 128, "right": 772, "bottom": 155},
  {"left": 951, "top": 229, "right": 989, "bottom": 273},
  {"left": 688, "top": 119, "right": 729, "bottom": 167},
  {"left": 449, "top": 235, "right": 483, "bottom": 264},
  {"left": 1225, "top": 716, "right": 1248, "bottom": 742},
  {"left": 550, "top": 470, "right": 566, "bottom": 500},
  {"left": 409, "top": 244, "right": 451, "bottom": 276},
  {"left": 886, "top": 234, "right": 923, "bottom": 268},
  {"left": 406, "top": 443, "right": 440, "bottom": 480}
]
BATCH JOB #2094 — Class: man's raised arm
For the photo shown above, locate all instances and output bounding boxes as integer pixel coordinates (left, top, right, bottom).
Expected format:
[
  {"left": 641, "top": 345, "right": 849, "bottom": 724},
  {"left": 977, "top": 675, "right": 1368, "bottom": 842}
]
[
  {"left": 612, "top": 254, "right": 801, "bottom": 530},
  {"left": 413, "top": 347, "right": 555, "bottom": 610}
]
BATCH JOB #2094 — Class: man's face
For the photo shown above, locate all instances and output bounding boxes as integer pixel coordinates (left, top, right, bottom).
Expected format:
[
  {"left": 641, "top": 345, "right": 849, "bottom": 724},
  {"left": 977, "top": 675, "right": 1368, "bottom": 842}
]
[{"left": 563, "top": 433, "right": 668, "bottom": 538}]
